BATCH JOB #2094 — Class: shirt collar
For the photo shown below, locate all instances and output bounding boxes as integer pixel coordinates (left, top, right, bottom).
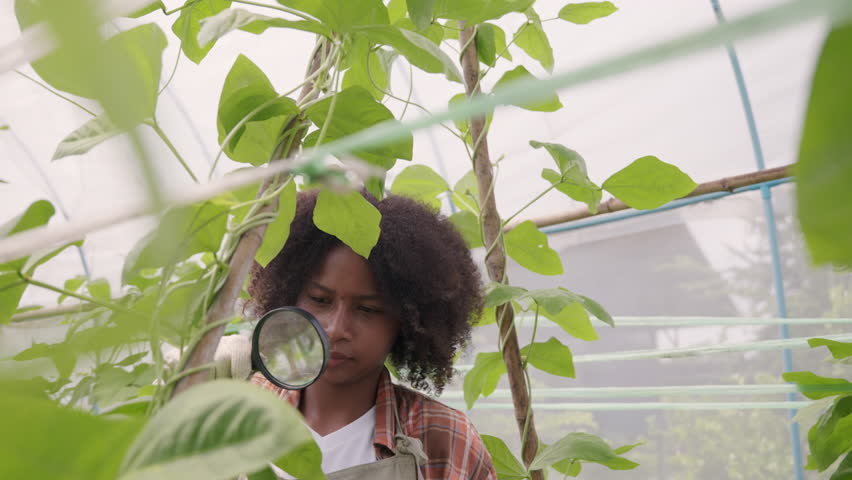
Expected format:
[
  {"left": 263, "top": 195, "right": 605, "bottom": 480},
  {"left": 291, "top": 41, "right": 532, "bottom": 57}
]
[{"left": 277, "top": 368, "right": 398, "bottom": 453}]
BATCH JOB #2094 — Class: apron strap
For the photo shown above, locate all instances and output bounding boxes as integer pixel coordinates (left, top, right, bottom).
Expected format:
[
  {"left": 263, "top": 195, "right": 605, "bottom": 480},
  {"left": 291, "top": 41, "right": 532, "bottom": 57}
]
[{"left": 391, "top": 400, "right": 428, "bottom": 479}]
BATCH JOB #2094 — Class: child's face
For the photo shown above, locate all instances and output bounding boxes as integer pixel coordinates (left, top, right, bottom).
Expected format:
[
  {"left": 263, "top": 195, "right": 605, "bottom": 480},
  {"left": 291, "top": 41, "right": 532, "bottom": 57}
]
[{"left": 295, "top": 244, "right": 399, "bottom": 387}]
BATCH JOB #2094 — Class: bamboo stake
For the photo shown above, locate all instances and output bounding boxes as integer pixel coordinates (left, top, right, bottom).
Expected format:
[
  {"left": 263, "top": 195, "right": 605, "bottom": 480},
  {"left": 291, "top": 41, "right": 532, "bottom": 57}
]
[
  {"left": 170, "top": 41, "right": 329, "bottom": 398},
  {"left": 520, "top": 165, "right": 790, "bottom": 230},
  {"left": 458, "top": 24, "right": 543, "bottom": 479}
]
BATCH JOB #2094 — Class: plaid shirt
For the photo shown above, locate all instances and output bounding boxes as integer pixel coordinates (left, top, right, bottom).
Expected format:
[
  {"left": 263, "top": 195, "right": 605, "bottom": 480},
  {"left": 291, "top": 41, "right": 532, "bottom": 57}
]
[{"left": 251, "top": 369, "right": 496, "bottom": 480}]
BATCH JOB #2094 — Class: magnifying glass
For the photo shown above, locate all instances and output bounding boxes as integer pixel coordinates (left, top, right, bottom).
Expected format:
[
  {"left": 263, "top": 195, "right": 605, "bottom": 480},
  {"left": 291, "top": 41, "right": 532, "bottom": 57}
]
[{"left": 251, "top": 307, "right": 330, "bottom": 390}]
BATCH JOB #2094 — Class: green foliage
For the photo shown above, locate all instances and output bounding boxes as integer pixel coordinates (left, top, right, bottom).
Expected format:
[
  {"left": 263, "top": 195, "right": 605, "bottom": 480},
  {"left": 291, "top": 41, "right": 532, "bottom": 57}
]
[
  {"left": 407, "top": 0, "right": 437, "bottom": 30},
  {"left": 53, "top": 115, "right": 122, "bottom": 161},
  {"left": 449, "top": 210, "right": 484, "bottom": 248},
  {"left": 434, "top": 0, "right": 534, "bottom": 25},
  {"left": 809, "top": 338, "right": 852, "bottom": 359},
  {"left": 255, "top": 180, "right": 298, "bottom": 268},
  {"left": 521, "top": 336, "right": 575, "bottom": 378},
  {"left": 495, "top": 67, "right": 562, "bottom": 112},
  {"left": 542, "top": 302, "right": 598, "bottom": 341},
  {"left": 602, "top": 155, "right": 697, "bottom": 209},
  {"left": 463, "top": 351, "right": 506, "bottom": 409},
  {"left": 217, "top": 55, "right": 300, "bottom": 166},
  {"left": 807, "top": 395, "right": 852, "bottom": 472},
  {"left": 122, "top": 201, "right": 229, "bottom": 284},
  {"left": 558, "top": 2, "right": 618, "bottom": 24},
  {"left": 504, "top": 220, "right": 563, "bottom": 275},
  {"left": 795, "top": 23, "right": 852, "bottom": 268},
  {"left": 452, "top": 170, "right": 481, "bottom": 214},
  {"left": 514, "top": 9, "right": 554, "bottom": 72},
  {"left": 783, "top": 371, "right": 851, "bottom": 400},
  {"left": 16, "top": 0, "right": 167, "bottom": 127},
  {"left": 127, "top": 1, "right": 165, "bottom": 19},
  {"left": 357, "top": 25, "right": 462, "bottom": 82},
  {"left": 530, "top": 432, "right": 638, "bottom": 472},
  {"left": 0, "top": 391, "right": 144, "bottom": 479},
  {"left": 342, "top": 40, "right": 396, "bottom": 101},
  {"left": 390, "top": 164, "right": 450, "bottom": 209},
  {"left": 531, "top": 141, "right": 601, "bottom": 212},
  {"left": 312, "top": 189, "right": 382, "bottom": 258},
  {"left": 118, "top": 380, "right": 319, "bottom": 480},
  {"left": 197, "top": 8, "right": 332, "bottom": 48},
  {"left": 481, "top": 435, "right": 528, "bottom": 479},
  {"left": 278, "top": 0, "right": 389, "bottom": 32},
  {"left": 484, "top": 281, "right": 528, "bottom": 309},
  {"left": 305, "top": 86, "right": 413, "bottom": 169},
  {"left": 476, "top": 23, "right": 511, "bottom": 66},
  {"left": 172, "top": 0, "right": 232, "bottom": 64}
]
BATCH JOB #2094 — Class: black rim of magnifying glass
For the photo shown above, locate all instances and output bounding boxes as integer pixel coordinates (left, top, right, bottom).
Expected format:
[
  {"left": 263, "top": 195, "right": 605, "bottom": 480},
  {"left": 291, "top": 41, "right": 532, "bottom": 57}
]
[{"left": 251, "top": 306, "right": 330, "bottom": 390}]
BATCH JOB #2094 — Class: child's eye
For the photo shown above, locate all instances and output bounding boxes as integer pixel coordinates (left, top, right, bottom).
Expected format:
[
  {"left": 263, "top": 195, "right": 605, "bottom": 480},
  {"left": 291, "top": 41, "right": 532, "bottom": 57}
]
[{"left": 309, "top": 295, "right": 331, "bottom": 305}]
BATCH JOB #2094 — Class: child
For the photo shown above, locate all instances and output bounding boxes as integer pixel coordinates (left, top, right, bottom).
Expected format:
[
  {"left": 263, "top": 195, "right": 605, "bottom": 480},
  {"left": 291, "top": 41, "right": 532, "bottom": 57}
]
[{"left": 248, "top": 190, "right": 496, "bottom": 480}]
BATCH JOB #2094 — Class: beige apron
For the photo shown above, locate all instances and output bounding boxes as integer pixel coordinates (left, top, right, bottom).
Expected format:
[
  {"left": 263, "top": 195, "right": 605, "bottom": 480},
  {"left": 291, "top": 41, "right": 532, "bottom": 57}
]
[{"left": 324, "top": 406, "right": 428, "bottom": 480}]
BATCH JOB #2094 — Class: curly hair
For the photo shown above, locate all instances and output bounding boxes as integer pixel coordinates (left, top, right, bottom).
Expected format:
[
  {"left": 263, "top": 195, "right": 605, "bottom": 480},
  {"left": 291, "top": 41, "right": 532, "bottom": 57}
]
[{"left": 248, "top": 189, "right": 483, "bottom": 394}]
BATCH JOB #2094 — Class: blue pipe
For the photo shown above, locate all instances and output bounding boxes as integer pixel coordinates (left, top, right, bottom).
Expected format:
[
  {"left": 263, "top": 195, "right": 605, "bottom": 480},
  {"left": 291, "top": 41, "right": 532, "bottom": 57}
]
[
  {"left": 709, "top": 1, "right": 804, "bottom": 478},
  {"left": 542, "top": 177, "right": 791, "bottom": 234}
]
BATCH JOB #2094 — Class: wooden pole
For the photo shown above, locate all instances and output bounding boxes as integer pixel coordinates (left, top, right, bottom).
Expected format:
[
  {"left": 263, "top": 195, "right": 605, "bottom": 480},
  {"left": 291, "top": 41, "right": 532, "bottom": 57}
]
[{"left": 459, "top": 24, "right": 544, "bottom": 480}]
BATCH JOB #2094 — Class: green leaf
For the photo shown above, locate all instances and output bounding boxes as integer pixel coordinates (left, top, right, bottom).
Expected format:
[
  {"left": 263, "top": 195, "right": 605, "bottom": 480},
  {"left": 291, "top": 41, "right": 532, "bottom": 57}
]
[
  {"left": 463, "top": 351, "right": 506, "bottom": 409},
  {"left": 434, "top": 0, "right": 534, "bottom": 24},
  {"left": 578, "top": 294, "right": 614, "bottom": 326},
  {"left": 390, "top": 164, "right": 449, "bottom": 209},
  {"left": 313, "top": 189, "right": 382, "bottom": 258},
  {"left": 1, "top": 199, "right": 56, "bottom": 272},
  {"left": 522, "top": 287, "right": 578, "bottom": 315},
  {"left": 829, "top": 452, "right": 852, "bottom": 480},
  {"left": 387, "top": 0, "right": 407, "bottom": 23},
  {"left": 395, "top": 18, "right": 444, "bottom": 45},
  {"left": 496, "top": 67, "right": 562, "bottom": 112},
  {"left": 602, "top": 155, "right": 697, "bottom": 210},
  {"left": 277, "top": 0, "right": 389, "bottom": 31},
  {"left": 515, "top": 11, "right": 554, "bottom": 73},
  {"left": 53, "top": 115, "right": 122, "bottom": 161},
  {"left": 197, "top": 7, "right": 332, "bottom": 48},
  {"left": 521, "top": 337, "right": 575, "bottom": 378},
  {"left": 59, "top": 275, "right": 86, "bottom": 303},
  {"left": 122, "top": 201, "right": 229, "bottom": 284},
  {"left": 408, "top": 0, "right": 436, "bottom": 30},
  {"left": 809, "top": 338, "right": 852, "bottom": 360},
  {"left": 304, "top": 86, "right": 413, "bottom": 166},
  {"left": 481, "top": 435, "right": 528, "bottom": 479},
  {"left": 544, "top": 302, "right": 598, "bottom": 341},
  {"left": 783, "top": 371, "right": 852, "bottom": 400},
  {"left": 504, "top": 220, "right": 563, "bottom": 275},
  {"left": 449, "top": 93, "right": 493, "bottom": 147},
  {"left": 475, "top": 24, "right": 497, "bottom": 67},
  {"left": 796, "top": 23, "right": 852, "bottom": 268},
  {"left": 532, "top": 142, "right": 601, "bottom": 212},
  {"left": 342, "top": 39, "right": 395, "bottom": 101},
  {"left": 127, "top": 1, "right": 165, "bottom": 18},
  {"left": 0, "top": 273, "right": 27, "bottom": 325},
  {"left": 451, "top": 170, "right": 481, "bottom": 214},
  {"left": 255, "top": 180, "right": 298, "bottom": 267},
  {"left": 558, "top": 2, "right": 618, "bottom": 24},
  {"left": 86, "top": 278, "right": 111, "bottom": 302},
  {"left": 172, "top": 0, "right": 232, "bottom": 64},
  {"left": 807, "top": 395, "right": 852, "bottom": 471},
  {"left": 530, "top": 432, "right": 618, "bottom": 470},
  {"left": 118, "top": 380, "right": 315, "bottom": 480},
  {"left": 449, "top": 210, "right": 483, "bottom": 248},
  {"left": 117, "top": 352, "right": 148, "bottom": 367},
  {"left": 356, "top": 25, "right": 461, "bottom": 82},
  {"left": 484, "top": 282, "right": 528, "bottom": 309},
  {"left": 0, "top": 392, "right": 143, "bottom": 479},
  {"left": 217, "top": 55, "right": 300, "bottom": 165}
]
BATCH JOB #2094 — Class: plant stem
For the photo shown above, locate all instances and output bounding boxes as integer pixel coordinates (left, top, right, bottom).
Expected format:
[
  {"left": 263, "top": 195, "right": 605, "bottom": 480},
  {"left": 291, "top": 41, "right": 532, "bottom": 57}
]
[
  {"left": 148, "top": 119, "right": 199, "bottom": 183},
  {"left": 15, "top": 70, "right": 96, "bottom": 117},
  {"left": 459, "top": 23, "right": 543, "bottom": 480},
  {"left": 19, "top": 273, "right": 142, "bottom": 318},
  {"left": 502, "top": 183, "right": 559, "bottom": 227},
  {"left": 231, "top": 0, "right": 318, "bottom": 22}
]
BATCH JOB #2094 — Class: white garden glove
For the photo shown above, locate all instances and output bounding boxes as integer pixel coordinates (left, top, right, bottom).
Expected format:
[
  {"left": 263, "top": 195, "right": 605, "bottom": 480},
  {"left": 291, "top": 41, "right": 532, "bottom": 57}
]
[{"left": 162, "top": 333, "right": 253, "bottom": 380}]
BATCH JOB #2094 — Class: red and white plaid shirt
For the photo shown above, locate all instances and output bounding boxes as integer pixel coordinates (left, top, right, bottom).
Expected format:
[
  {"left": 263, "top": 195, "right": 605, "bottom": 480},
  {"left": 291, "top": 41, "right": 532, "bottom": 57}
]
[{"left": 251, "top": 369, "right": 496, "bottom": 480}]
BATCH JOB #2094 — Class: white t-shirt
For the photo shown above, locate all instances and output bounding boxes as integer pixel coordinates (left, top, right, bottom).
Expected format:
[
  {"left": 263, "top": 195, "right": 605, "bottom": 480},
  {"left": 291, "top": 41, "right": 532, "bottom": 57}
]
[{"left": 272, "top": 406, "right": 377, "bottom": 478}]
